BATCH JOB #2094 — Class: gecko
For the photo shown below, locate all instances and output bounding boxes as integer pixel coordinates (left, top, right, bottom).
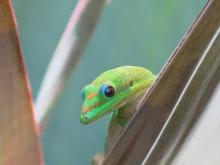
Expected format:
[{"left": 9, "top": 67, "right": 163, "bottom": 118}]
[{"left": 80, "top": 66, "right": 156, "bottom": 165}]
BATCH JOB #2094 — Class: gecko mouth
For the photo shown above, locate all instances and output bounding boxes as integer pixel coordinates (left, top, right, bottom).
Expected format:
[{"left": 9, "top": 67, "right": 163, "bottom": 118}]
[
  {"left": 82, "top": 102, "right": 102, "bottom": 113},
  {"left": 80, "top": 102, "right": 102, "bottom": 124},
  {"left": 80, "top": 101, "right": 111, "bottom": 124}
]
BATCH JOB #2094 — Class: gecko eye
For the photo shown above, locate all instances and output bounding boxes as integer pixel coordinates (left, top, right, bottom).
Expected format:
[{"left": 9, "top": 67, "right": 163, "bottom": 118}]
[
  {"left": 100, "top": 85, "right": 115, "bottom": 98},
  {"left": 80, "top": 89, "right": 85, "bottom": 101}
]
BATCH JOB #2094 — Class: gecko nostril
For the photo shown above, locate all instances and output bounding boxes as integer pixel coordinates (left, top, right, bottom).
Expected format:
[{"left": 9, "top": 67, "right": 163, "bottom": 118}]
[
  {"left": 84, "top": 115, "right": 89, "bottom": 120},
  {"left": 80, "top": 114, "right": 89, "bottom": 124}
]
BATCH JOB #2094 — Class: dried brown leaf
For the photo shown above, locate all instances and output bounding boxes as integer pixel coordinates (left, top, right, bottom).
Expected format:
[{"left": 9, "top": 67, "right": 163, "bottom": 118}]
[{"left": 0, "top": 1, "right": 43, "bottom": 165}]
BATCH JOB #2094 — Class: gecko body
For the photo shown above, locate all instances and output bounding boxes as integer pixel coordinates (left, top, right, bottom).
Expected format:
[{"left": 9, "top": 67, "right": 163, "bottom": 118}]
[{"left": 80, "top": 66, "right": 155, "bottom": 164}]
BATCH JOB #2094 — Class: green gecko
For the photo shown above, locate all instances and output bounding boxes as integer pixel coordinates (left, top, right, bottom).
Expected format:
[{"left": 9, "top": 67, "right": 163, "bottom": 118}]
[{"left": 80, "top": 66, "right": 155, "bottom": 165}]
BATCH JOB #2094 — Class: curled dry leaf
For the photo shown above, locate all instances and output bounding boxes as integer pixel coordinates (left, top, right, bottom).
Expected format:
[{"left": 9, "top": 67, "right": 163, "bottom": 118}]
[
  {"left": 0, "top": 1, "right": 43, "bottom": 165},
  {"left": 102, "top": 0, "right": 220, "bottom": 164}
]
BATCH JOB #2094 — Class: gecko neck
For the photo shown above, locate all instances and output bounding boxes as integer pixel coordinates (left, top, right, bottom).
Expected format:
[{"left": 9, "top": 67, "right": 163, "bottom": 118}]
[{"left": 116, "top": 95, "right": 144, "bottom": 127}]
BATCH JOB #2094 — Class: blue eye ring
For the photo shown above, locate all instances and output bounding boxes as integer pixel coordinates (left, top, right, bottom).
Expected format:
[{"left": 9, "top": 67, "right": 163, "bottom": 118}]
[
  {"left": 80, "top": 89, "right": 85, "bottom": 100},
  {"left": 100, "top": 84, "right": 116, "bottom": 98}
]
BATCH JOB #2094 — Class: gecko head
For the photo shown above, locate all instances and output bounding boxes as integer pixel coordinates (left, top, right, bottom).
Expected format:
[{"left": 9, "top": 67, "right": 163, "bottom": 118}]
[
  {"left": 80, "top": 83, "right": 117, "bottom": 124},
  {"left": 80, "top": 66, "right": 155, "bottom": 125}
]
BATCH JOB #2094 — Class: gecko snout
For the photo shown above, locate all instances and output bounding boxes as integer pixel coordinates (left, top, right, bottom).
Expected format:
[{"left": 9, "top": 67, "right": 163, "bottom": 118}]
[{"left": 80, "top": 113, "right": 90, "bottom": 124}]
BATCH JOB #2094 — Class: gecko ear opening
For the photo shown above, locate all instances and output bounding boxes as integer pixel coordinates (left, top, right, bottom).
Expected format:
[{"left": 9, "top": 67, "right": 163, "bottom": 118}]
[{"left": 129, "top": 80, "right": 134, "bottom": 87}]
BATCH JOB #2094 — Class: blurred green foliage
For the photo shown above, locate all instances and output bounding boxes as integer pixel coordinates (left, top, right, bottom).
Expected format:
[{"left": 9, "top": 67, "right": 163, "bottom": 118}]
[{"left": 12, "top": 0, "right": 206, "bottom": 164}]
